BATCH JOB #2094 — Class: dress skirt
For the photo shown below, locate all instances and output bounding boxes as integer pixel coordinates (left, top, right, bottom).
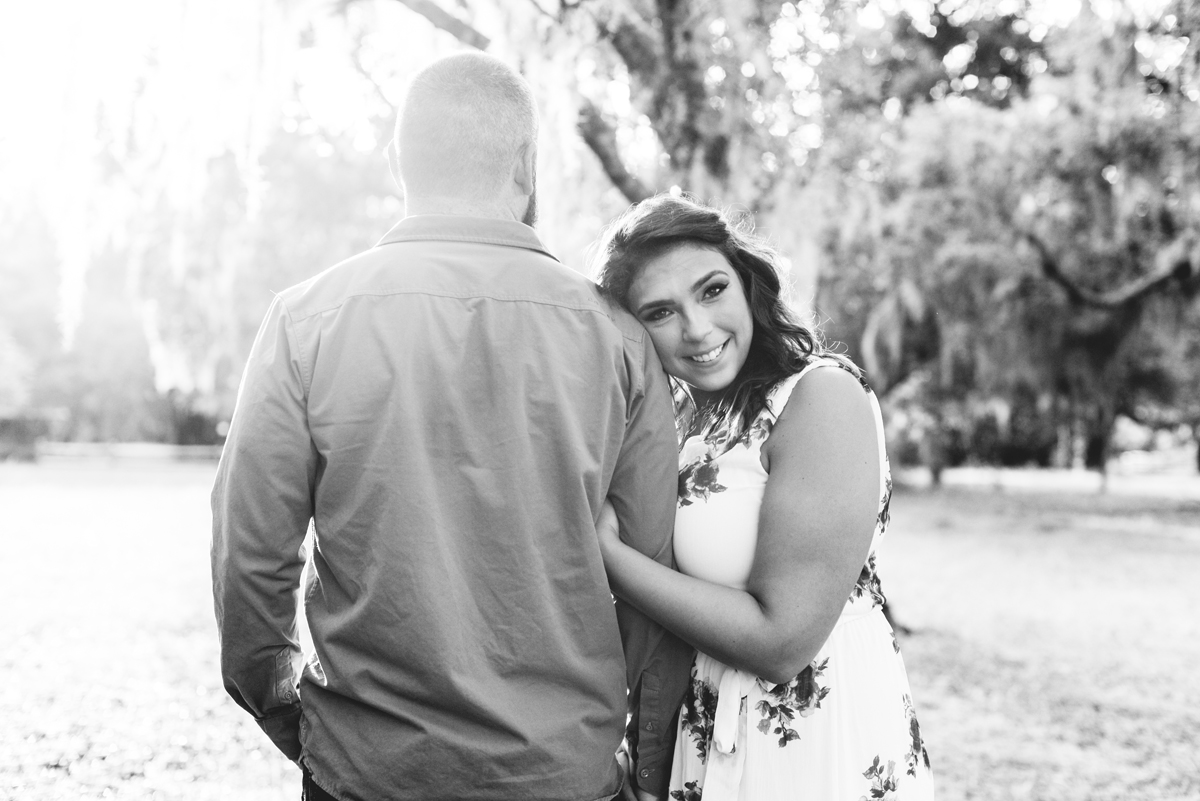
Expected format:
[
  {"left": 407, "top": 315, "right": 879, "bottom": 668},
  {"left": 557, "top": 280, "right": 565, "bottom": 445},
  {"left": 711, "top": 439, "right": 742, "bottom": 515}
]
[{"left": 668, "top": 601, "right": 934, "bottom": 801}]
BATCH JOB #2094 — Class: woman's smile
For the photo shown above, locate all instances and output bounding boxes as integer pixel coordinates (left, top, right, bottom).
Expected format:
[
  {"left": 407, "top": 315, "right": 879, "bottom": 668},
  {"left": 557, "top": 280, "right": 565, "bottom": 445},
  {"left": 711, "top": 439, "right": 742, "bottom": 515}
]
[{"left": 688, "top": 340, "right": 728, "bottom": 364}]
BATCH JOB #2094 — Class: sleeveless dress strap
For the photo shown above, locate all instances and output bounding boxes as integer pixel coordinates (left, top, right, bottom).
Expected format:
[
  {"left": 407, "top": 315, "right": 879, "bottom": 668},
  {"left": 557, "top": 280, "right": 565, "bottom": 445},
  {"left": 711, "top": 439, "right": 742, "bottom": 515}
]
[{"left": 765, "top": 357, "right": 846, "bottom": 421}]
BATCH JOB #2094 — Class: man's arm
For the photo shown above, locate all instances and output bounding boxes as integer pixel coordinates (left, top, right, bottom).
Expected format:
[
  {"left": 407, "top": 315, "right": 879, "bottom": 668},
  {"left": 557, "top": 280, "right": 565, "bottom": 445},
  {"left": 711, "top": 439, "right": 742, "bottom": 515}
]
[
  {"left": 211, "top": 295, "right": 318, "bottom": 761},
  {"left": 607, "top": 331, "right": 694, "bottom": 800}
]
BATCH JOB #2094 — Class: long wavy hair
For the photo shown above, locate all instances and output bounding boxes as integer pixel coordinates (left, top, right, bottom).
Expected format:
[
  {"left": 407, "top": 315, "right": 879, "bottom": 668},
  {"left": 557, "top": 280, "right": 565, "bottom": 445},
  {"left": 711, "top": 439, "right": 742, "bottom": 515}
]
[{"left": 593, "top": 193, "right": 857, "bottom": 442}]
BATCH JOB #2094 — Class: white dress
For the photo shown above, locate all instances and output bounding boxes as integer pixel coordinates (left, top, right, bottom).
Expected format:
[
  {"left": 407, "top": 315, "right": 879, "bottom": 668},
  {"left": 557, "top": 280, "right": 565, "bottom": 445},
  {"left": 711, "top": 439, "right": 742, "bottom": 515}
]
[{"left": 667, "top": 358, "right": 935, "bottom": 801}]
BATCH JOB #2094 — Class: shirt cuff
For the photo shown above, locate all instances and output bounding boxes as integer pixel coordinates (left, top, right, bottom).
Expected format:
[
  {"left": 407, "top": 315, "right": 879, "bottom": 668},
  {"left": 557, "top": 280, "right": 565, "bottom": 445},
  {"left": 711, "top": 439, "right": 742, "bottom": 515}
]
[
  {"left": 627, "top": 671, "right": 679, "bottom": 798},
  {"left": 256, "top": 703, "right": 303, "bottom": 762}
]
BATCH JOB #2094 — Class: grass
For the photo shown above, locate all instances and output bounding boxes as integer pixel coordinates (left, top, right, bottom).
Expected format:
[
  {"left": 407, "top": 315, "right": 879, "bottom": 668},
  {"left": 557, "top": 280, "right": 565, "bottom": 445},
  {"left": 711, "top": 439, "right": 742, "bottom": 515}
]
[
  {"left": 1, "top": 460, "right": 1197, "bottom": 800},
  {"left": 1, "top": 462, "right": 296, "bottom": 801},
  {"left": 884, "top": 487, "right": 1200, "bottom": 800}
]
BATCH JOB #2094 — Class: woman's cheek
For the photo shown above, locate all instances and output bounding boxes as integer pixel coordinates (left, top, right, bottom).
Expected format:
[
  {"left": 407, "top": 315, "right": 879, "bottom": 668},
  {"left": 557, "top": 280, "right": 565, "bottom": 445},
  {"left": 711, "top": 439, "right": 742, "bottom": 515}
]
[{"left": 647, "top": 329, "right": 677, "bottom": 367}]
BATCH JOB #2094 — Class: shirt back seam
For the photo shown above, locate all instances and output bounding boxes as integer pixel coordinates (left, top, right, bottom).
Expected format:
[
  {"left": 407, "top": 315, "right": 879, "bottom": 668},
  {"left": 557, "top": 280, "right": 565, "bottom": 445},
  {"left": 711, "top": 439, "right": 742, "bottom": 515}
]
[{"left": 285, "top": 288, "right": 620, "bottom": 325}]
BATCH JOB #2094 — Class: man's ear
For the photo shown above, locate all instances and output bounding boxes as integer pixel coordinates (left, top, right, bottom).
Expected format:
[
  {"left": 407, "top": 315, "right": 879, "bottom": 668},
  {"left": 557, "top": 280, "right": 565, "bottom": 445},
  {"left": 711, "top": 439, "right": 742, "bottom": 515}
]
[
  {"left": 387, "top": 139, "right": 403, "bottom": 194},
  {"left": 513, "top": 141, "right": 536, "bottom": 196}
]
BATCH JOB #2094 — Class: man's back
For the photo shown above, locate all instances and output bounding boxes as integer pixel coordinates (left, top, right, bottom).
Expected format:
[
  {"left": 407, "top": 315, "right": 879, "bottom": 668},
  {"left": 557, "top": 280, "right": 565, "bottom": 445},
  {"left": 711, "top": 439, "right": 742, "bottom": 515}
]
[{"left": 212, "top": 215, "right": 680, "bottom": 801}]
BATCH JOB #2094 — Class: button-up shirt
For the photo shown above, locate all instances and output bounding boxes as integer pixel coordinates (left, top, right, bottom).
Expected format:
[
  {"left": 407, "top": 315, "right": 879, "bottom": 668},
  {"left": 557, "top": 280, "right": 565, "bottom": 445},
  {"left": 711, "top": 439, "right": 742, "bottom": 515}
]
[{"left": 211, "top": 215, "right": 692, "bottom": 801}]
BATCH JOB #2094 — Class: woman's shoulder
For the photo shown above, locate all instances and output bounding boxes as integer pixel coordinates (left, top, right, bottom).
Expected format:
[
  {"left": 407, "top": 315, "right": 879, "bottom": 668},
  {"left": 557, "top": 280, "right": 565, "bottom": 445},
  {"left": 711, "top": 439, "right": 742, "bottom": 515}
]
[
  {"left": 758, "top": 356, "right": 883, "bottom": 473},
  {"left": 766, "top": 356, "right": 872, "bottom": 421}
]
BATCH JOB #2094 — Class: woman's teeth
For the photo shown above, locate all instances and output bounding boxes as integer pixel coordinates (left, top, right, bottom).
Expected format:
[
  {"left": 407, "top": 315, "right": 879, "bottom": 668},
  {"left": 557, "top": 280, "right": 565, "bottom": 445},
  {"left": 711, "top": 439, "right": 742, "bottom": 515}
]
[{"left": 690, "top": 342, "right": 725, "bottom": 363}]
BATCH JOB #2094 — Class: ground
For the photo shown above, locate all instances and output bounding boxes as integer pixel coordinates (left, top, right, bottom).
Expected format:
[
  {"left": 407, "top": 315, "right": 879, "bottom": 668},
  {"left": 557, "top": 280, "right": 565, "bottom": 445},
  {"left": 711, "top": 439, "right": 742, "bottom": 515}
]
[
  {"left": 1, "top": 460, "right": 1197, "bottom": 800},
  {"left": 884, "top": 485, "right": 1200, "bottom": 800},
  {"left": 1, "top": 462, "right": 296, "bottom": 801}
]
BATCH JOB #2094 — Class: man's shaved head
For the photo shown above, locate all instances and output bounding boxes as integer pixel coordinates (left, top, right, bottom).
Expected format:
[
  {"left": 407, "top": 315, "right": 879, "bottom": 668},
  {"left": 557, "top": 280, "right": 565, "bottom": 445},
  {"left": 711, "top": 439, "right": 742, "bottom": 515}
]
[{"left": 396, "top": 52, "right": 538, "bottom": 206}]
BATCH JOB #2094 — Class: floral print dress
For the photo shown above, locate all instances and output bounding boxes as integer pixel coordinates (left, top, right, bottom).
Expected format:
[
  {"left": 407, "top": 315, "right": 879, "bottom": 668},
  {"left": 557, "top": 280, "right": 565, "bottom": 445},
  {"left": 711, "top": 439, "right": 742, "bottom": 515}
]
[{"left": 668, "top": 359, "right": 934, "bottom": 801}]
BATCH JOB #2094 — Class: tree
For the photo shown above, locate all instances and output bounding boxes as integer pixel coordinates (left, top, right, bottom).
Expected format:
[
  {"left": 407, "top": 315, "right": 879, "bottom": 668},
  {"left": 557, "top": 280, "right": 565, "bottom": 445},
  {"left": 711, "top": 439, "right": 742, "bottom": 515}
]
[
  {"left": 54, "top": 245, "right": 168, "bottom": 442},
  {"left": 0, "top": 200, "right": 62, "bottom": 415},
  {"left": 819, "top": 1, "right": 1200, "bottom": 476}
]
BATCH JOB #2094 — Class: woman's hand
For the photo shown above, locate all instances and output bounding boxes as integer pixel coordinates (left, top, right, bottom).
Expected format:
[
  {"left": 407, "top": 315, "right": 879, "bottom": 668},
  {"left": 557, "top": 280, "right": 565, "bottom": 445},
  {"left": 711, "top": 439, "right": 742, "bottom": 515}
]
[{"left": 597, "top": 497, "right": 675, "bottom": 609}]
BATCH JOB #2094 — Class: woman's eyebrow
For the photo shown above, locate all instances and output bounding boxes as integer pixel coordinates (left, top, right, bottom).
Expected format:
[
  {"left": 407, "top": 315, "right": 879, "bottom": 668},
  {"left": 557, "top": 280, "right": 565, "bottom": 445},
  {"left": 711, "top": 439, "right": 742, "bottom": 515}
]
[{"left": 690, "top": 269, "right": 725, "bottom": 292}]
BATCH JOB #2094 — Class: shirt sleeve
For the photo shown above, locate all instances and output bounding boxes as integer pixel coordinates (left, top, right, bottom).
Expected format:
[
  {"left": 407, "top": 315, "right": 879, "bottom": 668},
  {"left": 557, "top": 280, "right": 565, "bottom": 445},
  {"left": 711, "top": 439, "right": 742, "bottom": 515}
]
[
  {"left": 607, "top": 331, "right": 695, "bottom": 798},
  {"left": 210, "top": 295, "right": 318, "bottom": 761}
]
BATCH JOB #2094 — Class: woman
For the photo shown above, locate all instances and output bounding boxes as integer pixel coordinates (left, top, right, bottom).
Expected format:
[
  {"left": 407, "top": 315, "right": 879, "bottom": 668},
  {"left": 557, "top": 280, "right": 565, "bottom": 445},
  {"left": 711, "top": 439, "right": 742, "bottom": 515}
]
[{"left": 592, "top": 194, "right": 934, "bottom": 801}]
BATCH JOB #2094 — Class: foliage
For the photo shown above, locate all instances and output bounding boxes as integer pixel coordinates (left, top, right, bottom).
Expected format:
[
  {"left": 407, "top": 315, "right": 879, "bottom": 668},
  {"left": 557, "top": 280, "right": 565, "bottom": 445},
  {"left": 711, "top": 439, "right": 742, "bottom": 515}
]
[
  {"left": 0, "top": 201, "right": 61, "bottom": 416},
  {"left": 814, "top": 1, "right": 1200, "bottom": 472},
  {"left": 52, "top": 247, "right": 171, "bottom": 442},
  {"left": 10, "top": 5, "right": 419, "bottom": 437},
  {"left": 4, "top": 0, "right": 1197, "bottom": 471}
]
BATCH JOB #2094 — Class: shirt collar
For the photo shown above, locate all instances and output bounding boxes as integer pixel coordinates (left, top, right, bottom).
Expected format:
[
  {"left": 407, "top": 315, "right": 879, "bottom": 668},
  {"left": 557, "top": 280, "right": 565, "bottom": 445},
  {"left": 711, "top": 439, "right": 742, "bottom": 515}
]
[{"left": 376, "top": 215, "right": 559, "bottom": 262}]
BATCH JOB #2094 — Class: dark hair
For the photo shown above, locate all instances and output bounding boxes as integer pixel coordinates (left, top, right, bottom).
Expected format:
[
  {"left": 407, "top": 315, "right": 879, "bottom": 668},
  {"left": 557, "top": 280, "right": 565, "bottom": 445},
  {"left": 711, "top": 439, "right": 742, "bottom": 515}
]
[{"left": 593, "top": 193, "right": 857, "bottom": 442}]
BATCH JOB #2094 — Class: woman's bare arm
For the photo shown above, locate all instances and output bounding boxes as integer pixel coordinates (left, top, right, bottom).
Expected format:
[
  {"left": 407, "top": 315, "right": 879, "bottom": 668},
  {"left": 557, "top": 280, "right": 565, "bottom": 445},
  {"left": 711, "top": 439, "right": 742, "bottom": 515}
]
[{"left": 599, "top": 367, "right": 880, "bottom": 684}]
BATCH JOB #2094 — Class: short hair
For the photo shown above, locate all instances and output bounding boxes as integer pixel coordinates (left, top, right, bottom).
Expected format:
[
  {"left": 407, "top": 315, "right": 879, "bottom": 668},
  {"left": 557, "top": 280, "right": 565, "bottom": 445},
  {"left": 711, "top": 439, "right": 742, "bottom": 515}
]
[
  {"left": 395, "top": 52, "right": 537, "bottom": 200},
  {"left": 593, "top": 193, "right": 859, "bottom": 441}
]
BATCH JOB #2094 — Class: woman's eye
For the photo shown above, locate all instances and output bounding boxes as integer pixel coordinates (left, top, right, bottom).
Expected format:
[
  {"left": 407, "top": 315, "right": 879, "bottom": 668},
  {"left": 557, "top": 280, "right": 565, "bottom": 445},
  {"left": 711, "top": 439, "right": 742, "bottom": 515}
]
[
  {"left": 644, "top": 308, "right": 672, "bottom": 322},
  {"left": 703, "top": 283, "right": 727, "bottom": 299}
]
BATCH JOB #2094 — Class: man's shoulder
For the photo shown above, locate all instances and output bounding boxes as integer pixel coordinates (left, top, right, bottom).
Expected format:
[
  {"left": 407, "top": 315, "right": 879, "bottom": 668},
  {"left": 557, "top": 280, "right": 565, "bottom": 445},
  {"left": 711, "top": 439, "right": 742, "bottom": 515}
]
[
  {"left": 592, "top": 290, "right": 649, "bottom": 346},
  {"left": 273, "top": 247, "right": 381, "bottom": 317},
  {"left": 549, "top": 273, "right": 653, "bottom": 353}
]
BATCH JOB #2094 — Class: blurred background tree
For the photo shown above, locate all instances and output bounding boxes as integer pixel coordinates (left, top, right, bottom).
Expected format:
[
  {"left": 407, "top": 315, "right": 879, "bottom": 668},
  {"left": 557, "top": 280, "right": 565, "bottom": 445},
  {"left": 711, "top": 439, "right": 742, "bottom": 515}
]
[
  {"left": 1, "top": 0, "right": 1196, "bottom": 478},
  {"left": 807, "top": 0, "right": 1200, "bottom": 480}
]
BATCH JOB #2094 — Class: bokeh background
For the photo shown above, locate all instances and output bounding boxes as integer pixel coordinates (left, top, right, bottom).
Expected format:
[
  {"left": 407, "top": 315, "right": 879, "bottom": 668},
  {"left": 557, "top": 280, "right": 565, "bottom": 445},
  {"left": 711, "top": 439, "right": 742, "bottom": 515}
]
[{"left": 1, "top": 1, "right": 1198, "bottom": 799}]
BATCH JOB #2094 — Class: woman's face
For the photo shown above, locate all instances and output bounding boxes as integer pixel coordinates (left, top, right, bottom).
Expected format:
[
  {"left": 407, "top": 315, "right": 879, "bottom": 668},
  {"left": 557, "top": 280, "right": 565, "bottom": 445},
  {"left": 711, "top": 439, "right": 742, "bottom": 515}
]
[{"left": 627, "top": 244, "right": 754, "bottom": 398}]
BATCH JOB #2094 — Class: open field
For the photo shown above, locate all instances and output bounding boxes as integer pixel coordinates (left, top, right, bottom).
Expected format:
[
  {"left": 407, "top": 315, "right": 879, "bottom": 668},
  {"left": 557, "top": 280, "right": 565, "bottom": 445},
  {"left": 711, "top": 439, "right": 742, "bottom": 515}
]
[
  {"left": 884, "top": 487, "right": 1200, "bottom": 800},
  {"left": 1, "top": 462, "right": 297, "bottom": 801},
  {"left": 1, "top": 460, "right": 1197, "bottom": 800}
]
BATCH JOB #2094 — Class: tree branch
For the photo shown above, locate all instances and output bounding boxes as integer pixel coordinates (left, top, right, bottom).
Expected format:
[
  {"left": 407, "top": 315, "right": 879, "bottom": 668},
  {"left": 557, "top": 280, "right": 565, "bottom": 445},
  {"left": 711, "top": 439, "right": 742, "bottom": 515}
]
[
  {"left": 577, "top": 99, "right": 652, "bottom": 203},
  {"left": 1021, "top": 230, "right": 1193, "bottom": 309},
  {"left": 349, "top": 33, "right": 395, "bottom": 110},
  {"left": 1021, "top": 230, "right": 1089, "bottom": 305},
  {"left": 391, "top": 0, "right": 490, "bottom": 50},
  {"left": 525, "top": 0, "right": 590, "bottom": 23},
  {"left": 599, "top": 13, "right": 662, "bottom": 85}
]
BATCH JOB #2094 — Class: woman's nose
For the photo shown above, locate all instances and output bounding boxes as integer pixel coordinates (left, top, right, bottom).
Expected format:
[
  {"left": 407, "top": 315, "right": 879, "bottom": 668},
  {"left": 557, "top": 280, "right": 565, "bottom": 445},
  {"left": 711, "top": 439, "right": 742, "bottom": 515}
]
[{"left": 681, "top": 309, "right": 713, "bottom": 343}]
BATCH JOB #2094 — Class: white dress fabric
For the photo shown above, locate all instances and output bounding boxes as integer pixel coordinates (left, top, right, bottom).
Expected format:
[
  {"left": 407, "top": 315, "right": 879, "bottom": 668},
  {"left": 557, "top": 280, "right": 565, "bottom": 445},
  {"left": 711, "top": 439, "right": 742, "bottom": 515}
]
[{"left": 668, "top": 358, "right": 935, "bottom": 801}]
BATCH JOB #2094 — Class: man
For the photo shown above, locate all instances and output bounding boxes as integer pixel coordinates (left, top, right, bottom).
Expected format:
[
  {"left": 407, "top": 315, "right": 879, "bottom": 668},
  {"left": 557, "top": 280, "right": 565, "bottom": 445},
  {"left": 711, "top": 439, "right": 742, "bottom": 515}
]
[{"left": 211, "top": 52, "right": 691, "bottom": 801}]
